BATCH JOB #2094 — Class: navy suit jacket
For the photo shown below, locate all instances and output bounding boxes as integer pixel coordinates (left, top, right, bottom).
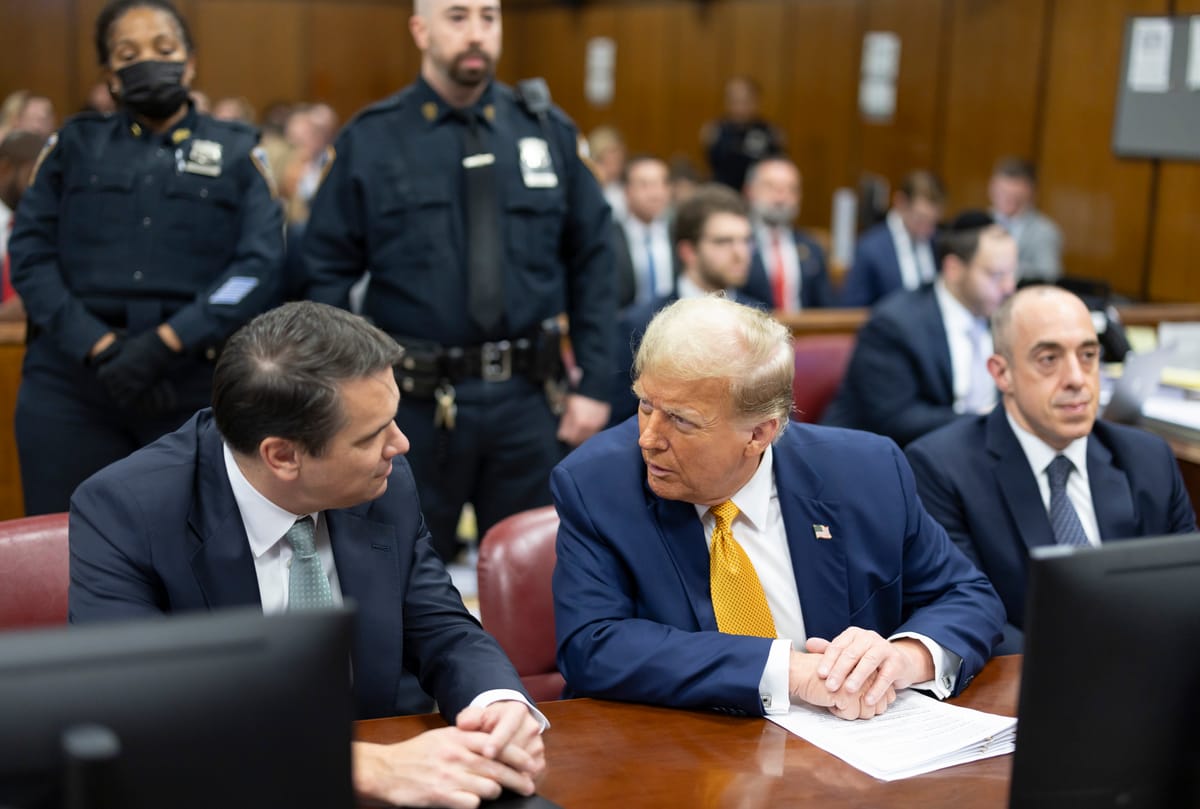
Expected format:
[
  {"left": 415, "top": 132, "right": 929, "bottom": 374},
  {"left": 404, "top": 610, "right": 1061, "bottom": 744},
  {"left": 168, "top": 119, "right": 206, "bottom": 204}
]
[
  {"left": 823, "top": 285, "right": 960, "bottom": 446},
  {"left": 551, "top": 419, "right": 1004, "bottom": 716},
  {"left": 68, "top": 410, "right": 528, "bottom": 720},
  {"left": 906, "top": 407, "right": 1197, "bottom": 651},
  {"left": 841, "top": 221, "right": 937, "bottom": 307},
  {"left": 739, "top": 228, "right": 833, "bottom": 309}
]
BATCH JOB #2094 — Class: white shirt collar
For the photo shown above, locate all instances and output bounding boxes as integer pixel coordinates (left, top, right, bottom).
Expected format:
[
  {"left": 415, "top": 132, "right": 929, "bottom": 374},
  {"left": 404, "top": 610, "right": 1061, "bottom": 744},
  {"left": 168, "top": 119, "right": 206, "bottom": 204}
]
[
  {"left": 1005, "top": 410, "right": 1090, "bottom": 484},
  {"left": 692, "top": 445, "right": 773, "bottom": 531},
  {"left": 933, "top": 278, "right": 984, "bottom": 336},
  {"left": 222, "top": 442, "right": 319, "bottom": 559}
]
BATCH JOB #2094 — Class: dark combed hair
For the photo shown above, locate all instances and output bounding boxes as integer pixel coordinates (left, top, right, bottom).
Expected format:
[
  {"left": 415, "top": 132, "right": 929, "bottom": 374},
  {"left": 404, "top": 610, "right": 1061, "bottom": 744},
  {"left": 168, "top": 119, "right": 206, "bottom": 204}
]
[
  {"left": 94, "top": 0, "right": 193, "bottom": 65},
  {"left": 898, "top": 169, "right": 946, "bottom": 205},
  {"left": 993, "top": 155, "right": 1037, "bottom": 185},
  {"left": 671, "top": 182, "right": 749, "bottom": 247},
  {"left": 935, "top": 208, "right": 996, "bottom": 268},
  {"left": 212, "top": 302, "right": 404, "bottom": 457}
]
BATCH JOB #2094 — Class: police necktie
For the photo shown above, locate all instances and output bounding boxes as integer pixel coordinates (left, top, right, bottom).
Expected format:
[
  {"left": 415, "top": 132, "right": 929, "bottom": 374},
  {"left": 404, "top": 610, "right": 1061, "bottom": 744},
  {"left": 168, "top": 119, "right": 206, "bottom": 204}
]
[
  {"left": 456, "top": 110, "right": 503, "bottom": 334},
  {"left": 285, "top": 516, "right": 335, "bottom": 610},
  {"left": 1046, "top": 455, "right": 1090, "bottom": 547},
  {"left": 708, "top": 501, "right": 777, "bottom": 638}
]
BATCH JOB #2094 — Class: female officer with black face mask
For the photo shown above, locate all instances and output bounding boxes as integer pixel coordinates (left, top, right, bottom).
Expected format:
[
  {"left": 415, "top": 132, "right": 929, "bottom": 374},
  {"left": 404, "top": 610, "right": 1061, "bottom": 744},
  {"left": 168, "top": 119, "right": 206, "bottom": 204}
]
[{"left": 9, "top": 0, "right": 284, "bottom": 515}]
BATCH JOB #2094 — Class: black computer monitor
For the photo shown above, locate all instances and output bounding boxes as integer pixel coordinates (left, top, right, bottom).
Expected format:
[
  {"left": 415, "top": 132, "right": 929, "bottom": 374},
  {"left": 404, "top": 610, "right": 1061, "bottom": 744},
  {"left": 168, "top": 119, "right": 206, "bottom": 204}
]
[
  {"left": 1010, "top": 533, "right": 1200, "bottom": 808},
  {"left": 0, "top": 607, "right": 356, "bottom": 809}
]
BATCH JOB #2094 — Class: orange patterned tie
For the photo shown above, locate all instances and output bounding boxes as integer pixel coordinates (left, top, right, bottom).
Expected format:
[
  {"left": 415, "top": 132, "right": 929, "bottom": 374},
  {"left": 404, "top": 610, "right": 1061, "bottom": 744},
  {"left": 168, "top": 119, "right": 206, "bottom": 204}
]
[{"left": 708, "top": 500, "right": 777, "bottom": 638}]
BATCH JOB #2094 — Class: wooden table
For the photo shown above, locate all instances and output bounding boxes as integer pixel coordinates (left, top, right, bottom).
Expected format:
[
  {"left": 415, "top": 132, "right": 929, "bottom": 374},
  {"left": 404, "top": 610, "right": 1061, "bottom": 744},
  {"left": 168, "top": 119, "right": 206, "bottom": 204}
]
[{"left": 355, "top": 655, "right": 1022, "bottom": 808}]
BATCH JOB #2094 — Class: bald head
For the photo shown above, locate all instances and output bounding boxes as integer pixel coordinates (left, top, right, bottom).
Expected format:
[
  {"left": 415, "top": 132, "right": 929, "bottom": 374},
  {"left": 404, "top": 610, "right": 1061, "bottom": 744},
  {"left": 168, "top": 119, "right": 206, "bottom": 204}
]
[{"left": 991, "top": 285, "right": 1092, "bottom": 359}]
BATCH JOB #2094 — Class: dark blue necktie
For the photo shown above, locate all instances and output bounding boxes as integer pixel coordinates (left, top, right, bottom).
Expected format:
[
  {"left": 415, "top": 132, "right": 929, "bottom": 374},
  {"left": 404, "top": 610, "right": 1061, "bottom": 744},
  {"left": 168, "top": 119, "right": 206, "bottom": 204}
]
[{"left": 1047, "top": 455, "right": 1089, "bottom": 547}]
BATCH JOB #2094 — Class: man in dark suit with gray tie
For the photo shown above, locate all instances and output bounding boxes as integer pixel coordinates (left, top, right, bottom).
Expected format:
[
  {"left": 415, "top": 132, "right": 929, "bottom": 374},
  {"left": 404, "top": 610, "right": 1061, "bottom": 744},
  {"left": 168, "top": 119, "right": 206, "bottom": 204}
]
[
  {"left": 69, "top": 301, "right": 545, "bottom": 808},
  {"left": 906, "top": 286, "right": 1197, "bottom": 652}
]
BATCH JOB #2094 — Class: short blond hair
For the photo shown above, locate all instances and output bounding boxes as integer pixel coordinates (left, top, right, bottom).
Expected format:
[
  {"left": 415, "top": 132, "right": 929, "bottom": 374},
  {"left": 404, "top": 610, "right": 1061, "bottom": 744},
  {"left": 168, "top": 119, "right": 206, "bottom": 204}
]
[{"left": 634, "top": 296, "right": 794, "bottom": 432}]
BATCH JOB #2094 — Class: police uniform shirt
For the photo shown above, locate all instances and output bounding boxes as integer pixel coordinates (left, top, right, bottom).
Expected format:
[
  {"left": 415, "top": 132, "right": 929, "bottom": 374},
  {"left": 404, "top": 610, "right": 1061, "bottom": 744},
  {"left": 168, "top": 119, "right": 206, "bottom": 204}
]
[
  {"left": 303, "top": 76, "right": 616, "bottom": 401},
  {"left": 9, "top": 105, "right": 284, "bottom": 362}
]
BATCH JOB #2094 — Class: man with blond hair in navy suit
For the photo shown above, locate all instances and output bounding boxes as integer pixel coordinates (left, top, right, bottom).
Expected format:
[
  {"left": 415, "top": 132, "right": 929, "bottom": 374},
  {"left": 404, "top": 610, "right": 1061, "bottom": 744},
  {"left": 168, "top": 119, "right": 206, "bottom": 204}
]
[{"left": 553, "top": 296, "right": 1003, "bottom": 720}]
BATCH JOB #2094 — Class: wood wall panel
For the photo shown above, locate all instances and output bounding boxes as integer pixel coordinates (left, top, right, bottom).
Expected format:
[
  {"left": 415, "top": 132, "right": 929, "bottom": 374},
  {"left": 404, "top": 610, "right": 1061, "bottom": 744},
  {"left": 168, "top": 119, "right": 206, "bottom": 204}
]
[
  {"left": 857, "top": 0, "right": 947, "bottom": 192},
  {"left": 658, "top": 3, "right": 721, "bottom": 170},
  {"left": 192, "top": 0, "right": 306, "bottom": 113},
  {"left": 1037, "top": 0, "right": 1167, "bottom": 298},
  {"left": 938, "top": 0, "right": 1046, "bottom": 213},
  {"left": 307, "top": 2, "right": 415, "bottom": 122},
  {"left": 0, "top": 0, "right": 75, "bottom": 123}
]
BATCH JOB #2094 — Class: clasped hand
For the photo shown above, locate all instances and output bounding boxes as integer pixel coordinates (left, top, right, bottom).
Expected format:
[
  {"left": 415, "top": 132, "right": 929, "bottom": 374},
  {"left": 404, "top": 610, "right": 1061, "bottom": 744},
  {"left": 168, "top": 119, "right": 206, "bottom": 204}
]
[{"left": 788, "top": 628, "right": 931, "bottom": 720}]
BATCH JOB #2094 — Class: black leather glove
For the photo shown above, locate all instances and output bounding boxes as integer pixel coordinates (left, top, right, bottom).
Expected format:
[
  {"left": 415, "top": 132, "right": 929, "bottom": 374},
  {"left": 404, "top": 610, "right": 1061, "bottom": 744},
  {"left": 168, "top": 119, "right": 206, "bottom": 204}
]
[{"left": 93, "top": 330, "right": 175, "bottom": 408}]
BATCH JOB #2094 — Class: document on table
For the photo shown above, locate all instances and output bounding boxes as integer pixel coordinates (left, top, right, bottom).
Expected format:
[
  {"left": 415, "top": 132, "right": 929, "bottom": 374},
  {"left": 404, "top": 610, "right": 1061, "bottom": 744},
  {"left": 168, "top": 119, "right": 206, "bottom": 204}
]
[{"left": 767, "top": 690, "right": 1016, "bottom": 781}]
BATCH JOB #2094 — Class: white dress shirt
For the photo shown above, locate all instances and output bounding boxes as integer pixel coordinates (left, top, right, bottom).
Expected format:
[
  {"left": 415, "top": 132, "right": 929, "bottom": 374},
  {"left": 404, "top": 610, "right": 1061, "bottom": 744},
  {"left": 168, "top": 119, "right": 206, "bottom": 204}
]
[
  {"left": 754, "top": 222, "right": 803, "bottom": 311},
  {"left": 692, "top": 446, "right": 960, "bottom": 715},
  {"left": 886, "top": 210, "right": 937, "bottom": 291},
  {"left": 934, "top": 279, "right": 996, "bottom": 414},
  {"left": 222, "top": 444, "right": 544, "bottom": 724},
  {"left": 1006, "top": 413, "right": 1102, "bottom": 546},
  {"left": 0, "top": 199, "right": 12, "bottom": 262},
  {"left": 623, "top": 217, "right": 674, "bottom": 303}
]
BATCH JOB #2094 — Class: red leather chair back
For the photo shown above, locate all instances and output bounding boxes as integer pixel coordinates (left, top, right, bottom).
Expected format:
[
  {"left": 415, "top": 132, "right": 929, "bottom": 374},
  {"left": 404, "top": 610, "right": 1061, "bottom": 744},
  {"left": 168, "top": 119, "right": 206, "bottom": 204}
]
[
  {"left": 477, "top": 506, "right": 564, "bottom": 702},
  {"left": 0, "top": 513, "right": 70, "bottom": 629},
  {"left": 792, "top": 334, "right": 855, "bottom": 423}
]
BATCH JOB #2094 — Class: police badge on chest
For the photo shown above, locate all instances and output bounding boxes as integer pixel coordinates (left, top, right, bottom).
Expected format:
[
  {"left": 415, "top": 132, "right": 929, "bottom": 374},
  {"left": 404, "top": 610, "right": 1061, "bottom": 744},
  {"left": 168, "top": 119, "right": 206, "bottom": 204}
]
[
  {"left": 182, "top": 139, "right": 223, "bottom": 177},
  {"left": 518, "top": 137, "right": 557, "bottom": 188}
]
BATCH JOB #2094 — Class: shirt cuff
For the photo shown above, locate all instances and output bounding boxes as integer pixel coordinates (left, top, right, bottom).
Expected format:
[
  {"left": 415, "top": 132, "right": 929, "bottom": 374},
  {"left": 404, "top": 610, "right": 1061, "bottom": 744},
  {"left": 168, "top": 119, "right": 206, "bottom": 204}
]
[
  {"left": 468, "top": 688, "right": 550, "bottom": 731},
  {"left": 889, "top": 631, "right": 961, "bottom": 699},
  {"left": 757, "top": 638, "right": 794, "bottom": 715}
]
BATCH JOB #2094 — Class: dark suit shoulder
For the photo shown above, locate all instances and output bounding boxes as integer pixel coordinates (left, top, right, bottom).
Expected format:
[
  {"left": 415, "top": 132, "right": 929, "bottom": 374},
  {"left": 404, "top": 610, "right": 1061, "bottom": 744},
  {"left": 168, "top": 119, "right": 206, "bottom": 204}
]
[
  {"left": 907, "top": 412, "right": 989, "bottom": 457},
  {"left": 1091, "top": 418, "right": 1175, "bottom": 459}
]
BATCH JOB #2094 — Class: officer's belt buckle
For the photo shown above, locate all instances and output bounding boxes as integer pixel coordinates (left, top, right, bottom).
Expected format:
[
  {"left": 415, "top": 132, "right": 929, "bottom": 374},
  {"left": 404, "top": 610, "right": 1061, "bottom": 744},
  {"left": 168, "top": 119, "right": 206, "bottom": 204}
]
[{"left": 480, "top": 340, "right": 512, "bottom": 382}]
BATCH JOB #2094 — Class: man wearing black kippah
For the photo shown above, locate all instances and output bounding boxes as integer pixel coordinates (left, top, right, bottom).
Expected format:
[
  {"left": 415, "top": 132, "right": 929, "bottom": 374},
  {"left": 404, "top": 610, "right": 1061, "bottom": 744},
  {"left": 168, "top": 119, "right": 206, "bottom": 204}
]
[{"left": 824, "top": 211, "right": 1018, "bottom": 447}]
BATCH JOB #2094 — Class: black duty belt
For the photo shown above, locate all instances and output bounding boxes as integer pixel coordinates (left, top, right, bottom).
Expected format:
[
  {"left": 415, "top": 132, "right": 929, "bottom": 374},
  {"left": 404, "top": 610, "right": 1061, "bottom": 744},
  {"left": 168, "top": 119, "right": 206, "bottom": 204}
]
[{"left": 394, "top": 336, "right": 553, "bottom": 399}]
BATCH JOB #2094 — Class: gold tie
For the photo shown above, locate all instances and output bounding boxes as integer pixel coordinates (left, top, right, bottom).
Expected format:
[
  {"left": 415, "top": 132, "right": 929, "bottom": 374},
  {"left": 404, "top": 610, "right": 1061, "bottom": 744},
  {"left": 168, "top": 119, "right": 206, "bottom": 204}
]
[{"left": 708, "top": 500, "right": 777, "bottom": 638}]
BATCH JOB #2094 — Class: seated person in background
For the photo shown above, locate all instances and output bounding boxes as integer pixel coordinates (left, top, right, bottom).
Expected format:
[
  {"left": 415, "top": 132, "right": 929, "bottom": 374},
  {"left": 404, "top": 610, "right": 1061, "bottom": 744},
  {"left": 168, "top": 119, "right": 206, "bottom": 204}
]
[
  {"left": 612, "top": 154, "right": 676, "bottom": 309},
  {"left": 840, "top": 170, "right": 944, "bottom": 307},
  {"left": 823, "top": 211, "right": 1017, "bottom": 447},
  {"left": 737, "top": 156, "right": 833, "bottom": 311},
  {"left": 558, "top": 296, "right": 1004, "bottom": 720},
  {"left": 988, "top": 156, "right": 1062, "bottom": 283},
  {"left": 588, "top": 125, "right": 627, "bottom": 222},
  {"left": 906, "top": 286, "right": 1197, "bottom": 653},
  {"left": 608, "top": 184, "right": 766, "bottom": 424},
  {"left": 69, "top": 301, "right": 546, "bottom": 808}
]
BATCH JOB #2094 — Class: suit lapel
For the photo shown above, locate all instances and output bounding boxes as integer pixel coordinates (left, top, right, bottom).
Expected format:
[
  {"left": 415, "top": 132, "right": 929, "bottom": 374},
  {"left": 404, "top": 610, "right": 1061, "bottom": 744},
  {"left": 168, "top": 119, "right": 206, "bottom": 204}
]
[
  {"left": 772, "top": 436, "right": 850, "bottom": 640},
  {"left": 649, "top": 489, "right": 719, "bottom": 631},
  {"left": 186, "top": 419, "right": 262, "bottom": 609},
  {"left": 327, "top": 506, "right": 404, "bottom": 720},
  {"left": 987, "top": 408, "right": 1055, "bottom": 553},
  {"left": 917, "top": 288, "right": 955, "bottom": 403},
  {"left": 1086, "top": 432, "right": 1137, "bottom": 539}
]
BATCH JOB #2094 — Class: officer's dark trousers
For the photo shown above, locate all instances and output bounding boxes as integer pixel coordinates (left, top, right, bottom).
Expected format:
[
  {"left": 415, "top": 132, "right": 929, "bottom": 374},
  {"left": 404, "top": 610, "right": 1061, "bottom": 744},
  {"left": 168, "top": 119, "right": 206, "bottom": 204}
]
[
  {"left": 16, "top": 339, "right": 213, "bottom": 515},
  {"left": 396, "top": 375, "right": 561, "bottom": 562}
]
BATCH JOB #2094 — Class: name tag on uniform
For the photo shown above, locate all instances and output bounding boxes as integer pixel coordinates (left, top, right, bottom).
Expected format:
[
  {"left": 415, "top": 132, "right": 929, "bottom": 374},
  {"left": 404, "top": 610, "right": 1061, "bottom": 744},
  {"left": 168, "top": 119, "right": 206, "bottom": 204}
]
[
  {"left": 184, "top": 139, "right": 223, "bottom": 177},
  {"left": 518, "top": 137, "right": 558, "bottom": 188}
]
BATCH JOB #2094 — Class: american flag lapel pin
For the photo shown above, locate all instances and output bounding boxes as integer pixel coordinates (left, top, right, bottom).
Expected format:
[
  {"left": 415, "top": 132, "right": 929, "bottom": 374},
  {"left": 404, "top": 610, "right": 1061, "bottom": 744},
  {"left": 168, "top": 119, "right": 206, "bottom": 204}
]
[{"left": 812, "top": 524, "right": 832, "bottom": 540}]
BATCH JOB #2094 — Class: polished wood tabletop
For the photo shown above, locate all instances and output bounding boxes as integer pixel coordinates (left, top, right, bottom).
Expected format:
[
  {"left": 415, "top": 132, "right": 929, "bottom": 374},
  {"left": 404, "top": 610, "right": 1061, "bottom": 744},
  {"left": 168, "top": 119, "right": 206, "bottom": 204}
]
[{"left": 355, "top": 655, "right": 1022, "bottom": 808}]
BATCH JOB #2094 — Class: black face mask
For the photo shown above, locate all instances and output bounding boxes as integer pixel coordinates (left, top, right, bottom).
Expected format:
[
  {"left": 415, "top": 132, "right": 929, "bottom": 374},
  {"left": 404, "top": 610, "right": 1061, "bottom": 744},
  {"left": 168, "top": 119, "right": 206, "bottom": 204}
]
[{"left": 115, "top": 60, "right": 189, "bottom": 120}]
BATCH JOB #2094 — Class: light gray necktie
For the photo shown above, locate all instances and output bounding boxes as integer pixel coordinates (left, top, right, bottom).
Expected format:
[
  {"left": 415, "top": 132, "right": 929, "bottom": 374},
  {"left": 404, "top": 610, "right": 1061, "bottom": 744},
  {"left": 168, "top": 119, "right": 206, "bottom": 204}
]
[
  {"left": 962, "top": 318, "right": 995, "bottom": 413},
  {"left": 1047, "top": 455, "right": 1090, "bottom": 547},
  {"left": 285, "top": 516, "right": 335, "bottom": 610}
]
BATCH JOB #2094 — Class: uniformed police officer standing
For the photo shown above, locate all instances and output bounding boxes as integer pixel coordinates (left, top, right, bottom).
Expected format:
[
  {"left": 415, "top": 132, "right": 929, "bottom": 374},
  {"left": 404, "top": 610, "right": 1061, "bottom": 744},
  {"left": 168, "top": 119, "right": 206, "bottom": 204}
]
[
  {"left": 10, "top": 0, "right": 284, "bottom": 515},
  {"left": 303, "top": 0, "right": 615, "bottom": 561}
]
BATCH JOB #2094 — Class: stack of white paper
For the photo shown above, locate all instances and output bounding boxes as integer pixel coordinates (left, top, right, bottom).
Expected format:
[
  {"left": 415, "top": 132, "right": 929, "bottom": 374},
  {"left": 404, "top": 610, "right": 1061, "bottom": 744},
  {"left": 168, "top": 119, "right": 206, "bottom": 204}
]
[{"left": 767, "top": 690, "right": 1017, "bottom": 781}]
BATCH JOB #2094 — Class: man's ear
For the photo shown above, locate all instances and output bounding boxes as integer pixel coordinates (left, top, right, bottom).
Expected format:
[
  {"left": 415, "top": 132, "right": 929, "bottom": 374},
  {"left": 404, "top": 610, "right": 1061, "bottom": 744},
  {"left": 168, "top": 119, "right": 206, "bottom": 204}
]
[
  {"left": 988, "top": 354, "right": 1012, "bottom": 395},
  {"left": 409, "top": 13, "right": 428, "bottom": 50},
  {"left": 746, "top": 417, "right": 781, "bottom": 455},
  {"left": 259, "top": 436, "right": 301, "bottom": 482}
]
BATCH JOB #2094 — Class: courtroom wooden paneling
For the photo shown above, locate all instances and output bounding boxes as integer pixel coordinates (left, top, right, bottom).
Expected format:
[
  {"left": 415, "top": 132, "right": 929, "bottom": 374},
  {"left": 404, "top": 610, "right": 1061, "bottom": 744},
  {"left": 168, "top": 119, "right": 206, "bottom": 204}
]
[
  {"left": 307, "top": 2, "right": 417, "bottom": 122},
  {"left": 937, "top": 0, "right": 1048, "bottom": 212},
  {"left": 191, "top": 0, "right": 307, "bottom": 114},
  {"left": 857, "top": 0, "right": 948, "bottom": 193},
  {"left": 0, "top": 0, "right": 75, "bottom": 122},
  {"left": 1037, "top": 0, "right": 1168, "bottom": 299},
  {"left": 777, "top": 1, "right": 862, "bottom": 232},
  {"left": 657, "top": 3, "right": 722, "bottom": 171},
  {"left": 0, "top": 337, "right": 25, "bottom": 522}
]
